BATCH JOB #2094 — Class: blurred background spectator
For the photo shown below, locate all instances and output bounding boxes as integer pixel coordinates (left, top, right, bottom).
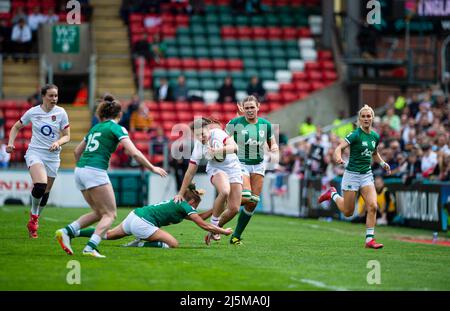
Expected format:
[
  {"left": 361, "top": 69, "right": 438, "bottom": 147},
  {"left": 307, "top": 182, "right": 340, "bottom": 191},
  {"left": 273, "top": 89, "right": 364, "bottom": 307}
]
[{"left": 217, "top": 76, "right": 237, "bottom": 104}]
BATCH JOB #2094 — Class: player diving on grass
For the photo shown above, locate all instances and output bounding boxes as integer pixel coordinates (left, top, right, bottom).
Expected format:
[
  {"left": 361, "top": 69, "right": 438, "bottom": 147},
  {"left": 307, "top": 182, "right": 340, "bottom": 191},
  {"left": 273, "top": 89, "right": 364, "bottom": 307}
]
[
  {"left": 6, "top": 84, "right": 70, "bottom": 239},
  {"left": 59, "top": 184, "right": 232, "bottom": 249},
  {"left": 174, "top": 117, "right": 243, "bottom": 245},
  {"left": 55, "top": 94, "right": 167, "bottom": 258},
  {"left": 225, "top": 95, "right": 279, "bottom": 245},
  {"left": 318, "top": 105, "right": 391, "bottom": 249}
]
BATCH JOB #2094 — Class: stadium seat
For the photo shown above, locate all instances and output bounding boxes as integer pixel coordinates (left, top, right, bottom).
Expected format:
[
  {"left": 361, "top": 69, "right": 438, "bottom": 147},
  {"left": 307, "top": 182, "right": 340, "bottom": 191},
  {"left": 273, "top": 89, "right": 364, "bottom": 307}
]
[
  {"left": 301, "top": 48, "right": 318, "bottom": 61},
  {"left": 275, "top": 70, "right": 292, "bottom": 83},
  {"left": 236, "top": 91, "right": 247, "bottom": 102},
  {"left": 281, "top": 92, "right": 298, "bottom": 103},
  {"left": 294, "top": 81, "right": 311, "bottom": 92},
  {"left": 288, "top": 59, "right": 305, "bottom": 72},
  {"left": 174, "top": 101, "right": 191, "bottom": 111},
  {"left": 292, "top": 71, "right": 308, "bottom": 81},
  {"left": 181, "top": 58, "right": 197, "bottom": 69},
  {"left": 298, "top": 38, "right": 314, "bottom": 49},
  {"left": 266, "top": 92, "right": 281, "bottom": 102},
  {"left": 307, "top": 70, "right": 322, "bottom": 81},
  {"left": 279, "top": 83, "right": 296, "bottom": 92},
  {"left": 203, "top": 90, "right": 219, "bottom": 104},
  {"left": 227, "top": 59, "right": 243, "bottom": 70},
  {"left": 262, "top": 80, "right": 280, "bottom": 92},
  {"left": 305, "top": 62, "right": 320, "bottom": 71},
  {"left": 197, "top": 58, "right": 214, "bottom": 70}
]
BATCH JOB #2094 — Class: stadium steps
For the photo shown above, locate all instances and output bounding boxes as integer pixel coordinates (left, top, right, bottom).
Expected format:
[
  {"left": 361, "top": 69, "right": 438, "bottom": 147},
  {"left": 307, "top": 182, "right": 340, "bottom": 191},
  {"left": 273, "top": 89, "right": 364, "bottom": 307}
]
[
  {"left": 91, "top": 0, "right": 136, "bottom": 99},
  {"left": 60, "top": 105, "right": 91, "bottom": 169},
  {"left": 2, "top": 59, "right": 39, "bottom": 98}
]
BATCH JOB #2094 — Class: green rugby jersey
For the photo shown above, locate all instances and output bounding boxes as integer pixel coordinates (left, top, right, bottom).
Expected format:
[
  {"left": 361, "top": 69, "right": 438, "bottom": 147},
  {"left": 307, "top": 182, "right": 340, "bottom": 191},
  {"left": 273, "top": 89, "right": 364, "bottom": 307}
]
[
  {"left": 133, "top": 199, "right": 197, "bottom": 227},
  {"left": 77, "top": 120, "right": 129, "bottom": 170},
  {"left": 344, "top": 127, "right": 380, "bottom": 174},
  {"left": 226, "top": 116, "right": 273, "bottom": 165}
]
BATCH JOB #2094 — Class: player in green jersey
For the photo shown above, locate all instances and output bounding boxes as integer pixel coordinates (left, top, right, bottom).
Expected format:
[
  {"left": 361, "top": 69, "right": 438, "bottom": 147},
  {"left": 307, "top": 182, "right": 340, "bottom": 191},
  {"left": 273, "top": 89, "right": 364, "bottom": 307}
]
[
  {"left": 318, "top": 105, "right": 391, "bottom": 249},
  {"left": 55, "top": 94, "right": 168, "bottom": 258},
  {"left": 225, "top": 95, "right": 279, "bottom": 245},
  {"left": 74, "top": 184, "right": 232, "bottom": 248}
]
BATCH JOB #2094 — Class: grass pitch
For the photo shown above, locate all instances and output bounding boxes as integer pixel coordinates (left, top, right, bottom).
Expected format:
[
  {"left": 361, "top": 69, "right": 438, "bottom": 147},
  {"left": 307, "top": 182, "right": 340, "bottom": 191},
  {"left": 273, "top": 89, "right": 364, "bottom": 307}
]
[{"left": 0, "top": 205, "right": 449, "bottom": 291}]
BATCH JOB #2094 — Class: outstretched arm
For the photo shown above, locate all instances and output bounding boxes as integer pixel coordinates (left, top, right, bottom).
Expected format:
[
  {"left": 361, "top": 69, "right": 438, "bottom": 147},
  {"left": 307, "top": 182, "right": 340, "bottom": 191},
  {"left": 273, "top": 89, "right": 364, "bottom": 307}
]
[
  {"left": 174, "top": 162, "right": 198, "bottom": 202},
  {"left": 121, "top": 138, "right": 168, "bottom": 177},
  {"left": 188, "top": 213, "right": 233, "bottom": 235}
]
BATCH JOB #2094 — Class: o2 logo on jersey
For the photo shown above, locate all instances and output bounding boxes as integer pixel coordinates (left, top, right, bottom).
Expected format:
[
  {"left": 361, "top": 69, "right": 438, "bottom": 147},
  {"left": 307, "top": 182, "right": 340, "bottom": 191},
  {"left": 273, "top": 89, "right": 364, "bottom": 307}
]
[{"left": 41, "top": 125, "right": 55, "bottom": 138}]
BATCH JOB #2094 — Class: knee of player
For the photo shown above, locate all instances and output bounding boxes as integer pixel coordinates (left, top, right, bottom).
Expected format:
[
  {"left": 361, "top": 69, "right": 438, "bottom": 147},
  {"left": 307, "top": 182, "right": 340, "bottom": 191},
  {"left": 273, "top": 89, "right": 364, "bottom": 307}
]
[
  {"left": 31, "top": 183, "right": 47, "bottom": 199},
  {"left": 367, "top": 202, "right": 378, "bottom": 213},
  {"left": 218, "top": 188, "right": 230, "bottom": 198},
  {"left": 343, "top": 209, "right": 354, "bottom": 217}
]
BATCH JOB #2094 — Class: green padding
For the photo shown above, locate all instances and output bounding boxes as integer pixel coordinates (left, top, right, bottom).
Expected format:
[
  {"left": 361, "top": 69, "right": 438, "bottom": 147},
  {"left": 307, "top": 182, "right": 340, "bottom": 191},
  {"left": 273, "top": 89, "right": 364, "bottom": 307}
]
[
  {"left": 234, "top": 15, "right": 248, "bottom": 26},
  {"left": 286, "top": 48, "right": 300, "bottom": 59},
  {"left": 192, "top": 36, "right": 207, "bottom": 46},
  {"left": 230, "top": 71, "right": 245, "bottom": 80},
  {"left": 176, "top": 27, "right": 189, "bottom": 36},
  {"left": 177, "top": 36, "right": 191, "bottom": 46},
  {"left": 249, "top": 15, "right": 264, "bottom": 26},
  {"left": 268, "top": 40, "right": 284, "bottom": 48},
  {"left": 165, "top": 47, "right": 178, "bottom": 57},
  {"left": 121, "top": 177, "right": 139, "bottom": 189},
  {"left": 256, "top": 49, "right": 270, "bottom": 58},
  {"left": 244, "top": 70, "right": 259, "bottom": 80},
  {"left": 285, "top": 40, "right": 298, "bottom": 49},
  {"left": 264, "top": 15, "right": 279, "bottom": 26},
  {"left": 152, "top": 69, "right": 167, "bottom": 79},
  {"left": 219, "top": 14, "right": 233, "bottom": 25},
  {"left": 205, "top": 15, "right": 218, "bottom": 25},
  {"left": 190, "top": 15, "right": 203, "bottom": 25},
  {"left": 253, "top": 40, "right": 268, "bottom": 49},
  {"left": 121, "top": 191, "right": 138, "bottom": 206},
  {"left": 206, "top": 26, "right": 220, "bottom": 36},
  {"left": 190, "top": 25, "right": 206, "bottom": 36},
  {"left": 239, "top": 40, "right": 253, "bottom": 48}
]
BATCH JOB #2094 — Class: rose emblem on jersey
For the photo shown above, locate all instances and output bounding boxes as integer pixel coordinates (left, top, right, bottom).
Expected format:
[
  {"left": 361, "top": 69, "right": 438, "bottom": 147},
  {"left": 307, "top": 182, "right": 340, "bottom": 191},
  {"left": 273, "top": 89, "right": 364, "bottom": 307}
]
[{"left": 52, "top": 115, "right": 56, "bottom": 122}]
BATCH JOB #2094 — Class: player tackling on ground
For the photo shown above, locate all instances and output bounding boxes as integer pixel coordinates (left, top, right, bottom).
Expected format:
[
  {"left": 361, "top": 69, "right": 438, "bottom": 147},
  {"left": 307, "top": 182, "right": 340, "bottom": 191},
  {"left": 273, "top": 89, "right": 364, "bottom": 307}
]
[{"left": 318, "top": 105, "right": 391, "bottom": 249}]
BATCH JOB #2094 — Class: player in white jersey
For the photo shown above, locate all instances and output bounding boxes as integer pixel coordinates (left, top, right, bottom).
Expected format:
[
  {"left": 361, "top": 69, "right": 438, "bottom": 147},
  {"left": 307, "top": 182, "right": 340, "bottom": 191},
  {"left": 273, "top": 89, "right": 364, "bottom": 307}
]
[
  {"left": 174, "top": 117, "right": 243, "bottom": 245},
  {"left": 6, "top": 84, "right": 70, "bottom": 238}
]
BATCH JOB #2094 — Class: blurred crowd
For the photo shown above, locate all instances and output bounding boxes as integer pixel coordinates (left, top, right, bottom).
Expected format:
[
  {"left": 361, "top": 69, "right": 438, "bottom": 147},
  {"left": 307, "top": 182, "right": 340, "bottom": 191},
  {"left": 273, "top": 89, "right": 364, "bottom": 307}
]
[{"left": 269, "top": 86, "right": 450, "bottom": 185}]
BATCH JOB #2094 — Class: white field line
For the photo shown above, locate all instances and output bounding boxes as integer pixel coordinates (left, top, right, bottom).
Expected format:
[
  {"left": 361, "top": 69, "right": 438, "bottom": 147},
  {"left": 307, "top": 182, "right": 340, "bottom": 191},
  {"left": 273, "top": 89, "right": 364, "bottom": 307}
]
[{"left": 290, "top": 276, "right": 348, "bottom": 291}]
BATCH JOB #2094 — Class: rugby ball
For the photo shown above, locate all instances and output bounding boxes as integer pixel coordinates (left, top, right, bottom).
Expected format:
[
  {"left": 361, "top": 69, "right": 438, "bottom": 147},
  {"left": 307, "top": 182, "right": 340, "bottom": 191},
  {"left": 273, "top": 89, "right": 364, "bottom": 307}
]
[{"left": 210, "top": 138, "right": 226, "bottom": 162}]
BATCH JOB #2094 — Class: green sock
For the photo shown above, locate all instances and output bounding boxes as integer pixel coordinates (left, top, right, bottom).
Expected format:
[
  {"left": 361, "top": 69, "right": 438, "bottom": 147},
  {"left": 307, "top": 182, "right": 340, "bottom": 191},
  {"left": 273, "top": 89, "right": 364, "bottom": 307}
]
[
  {"left": 64, "top": 225, "right": 75, "bottom": 238},
  {"left": 79, "top": 228, "right": 95, "bottom": 237},
  {"left": 141, "top": 241, "right": 169, "bottom": 248},
  {"left": 233, "top": 207, "right": 254, "bottom": 239}
]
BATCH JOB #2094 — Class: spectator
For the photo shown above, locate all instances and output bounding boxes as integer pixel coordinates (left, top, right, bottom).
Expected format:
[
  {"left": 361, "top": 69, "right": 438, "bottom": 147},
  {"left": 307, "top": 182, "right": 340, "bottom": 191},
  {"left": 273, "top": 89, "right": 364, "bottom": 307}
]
[
  {"left": 246, "top": 0, "right": 264, "bottom": 14},
  {"left": 43, "top": 8, "right": 59, "bottom": 24},
  {"left": 79, "top": 0, "right": 93, "bottom": 21},
  {"left": 420, "top": 143, "right": 438, "bottom": 177},
  {"left": 246, "top": 76, "right": 266, "bottom": 102},
  {"left": 217, "top": 76, "right": 237, "bottom": 104},
  {"left": 28, "top": 7, "right": 45, "bottom": 39},
  {"left": 382, "top": 107, "right": 401, "bottom": 132},
  {"left": 231, "top": 0, "right": 246, "bottom": 14},
  {"left": 72, "top": 82, "right": 88, "bottom": 106},
  {"left": 11, "top": 18, "right": 32, "bottom": 62},
  {"left": 415, "top": 102, "right": 433, "bottom": 124},
  {"left": 11, "top": 7, "right": 27, "bottom": 25},
  {"left": 188, "top": 0, "right": 206, "bottom": 15},
  {"left": 150, "top": 33, "right": 166, "bottom": 64},
  {"left": 154, "top": 77, "right": 174, "bottom": 102},
  {"left": 298, "top": 116, "right": 316, "bottom": 136},
  {"left": 407, "top": 93, "right": 421, "bottom": 118},
  {"left": 133, "top": 33, "right": 152, "bottom": 63},
  {"left": 0, "top": 19, "right": 11, "bottom": 57},
  {"left": 130, "top": 102, "right": 153, "bottom": 132},
  {"left": 172, "top": 75, "right": 189, "bottom": 102},
  {"left": 120, "top": 94, "right": 141, "bottom": 130},
  {"left": 150, "top": 126, "right": 169, "bottom": 166},
  {"left": 0, "top": 110, "right": 4, "bottom": 140},
  {"left": 0, "top": 139, "right": 10, "bottom": 168},
  {"left": 331, "top": 110, "right": 354, "bottom": 138},
  {"left": 403, "top": 151, "right": 422, "bottom": 185}
]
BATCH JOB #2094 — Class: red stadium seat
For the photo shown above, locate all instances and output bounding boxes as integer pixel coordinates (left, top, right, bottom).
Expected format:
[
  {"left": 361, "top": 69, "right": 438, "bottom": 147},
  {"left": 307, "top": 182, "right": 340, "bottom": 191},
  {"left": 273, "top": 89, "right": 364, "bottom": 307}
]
[
  {"left": 212, "top": 59, "right": 227, "bottom": 70},
  {"left": 161, "top": 25, "right": 176, "bottom": 37},
  {"left": 319, "top": 60, "right": 335, "bottom": 70},
  {"left": 252, "top": 27, "right": 267, "bottom": 39},
  {"left": 318, "top": 50, "right": 333, "bottom": 60},
  {"left": 307, "top": 70, "right": 322, "bottom": 81},
  {"left": 227, "top": 59, "right": 243, "bottom": 70},
  {"left": 292, "top": 72, "right": 308, "bottom": 81},
  {"left": 269, "top": 102, "right": 283, "bottom": 111},
  {"left": 146, "top": 101, "right": 159, "bottom": 111},
  {"left": 181, "top": 58, "right": 197, "bottom": 69},
  {"left": 130, "top": 131, "right": 151, "bottom": 140},
  {"left": 221, "top": 26, "right": 236, "bottom": 39},
  {"left": 297, "top": 92, "right": 310, "bottom": 100},
  {"left": 135, "top": 142, "right": 149, "bottom": 154},
  {"left": 160, "top": 111, "right": 178, "bottom": 122},
  {"left": 266, "top": 92, "right": 281, "bottom": 103},
  {"left": 130, "top": 14, "right": 144, "bottom": 23},
  {"left": 259, "top": 104, "right": 270, "bottom": 113},
  {"left": 323, "top": 71, "right": 338, "bottom": 81},
  {"left": 298, "top": 27, "right": 311, "bottom": 37},
  {"left": 267, "top": 27, "right": 283, "bottom": 39},
  {"left": 305, "top": 62, "right": 320, "bottom": 71},
  {"left": 174, "top": 101, "right": 191, "bottom": 111},
  {"left": 237, "top": 27, "right": 252, "bottom": 38},
  {"left": 282, "top": 27, "right": 298, "bottom": 39},
  {"left": 166, "top": 58, "right": 182, "bottom": 68},
  {"left": 310, "top": 81, "right": 326, "bottom": 91},
  {"left": 279, "top": 83, "right": 296, "bottom": 92},
  {"left": 161, "top": 13, "right": 174, "bottom": 25},
  {"left": 175, "top": 15, "right": 189, "bottom": 26},
  {"left": 281, "top": 92, "right": 298, "bottom": 103},
  {"left": 294, "top": 81, "right": 311, "bottom": 92},
  {"left": 222, "top": 103, "right": 236, "bottom": 112},
  {"left": 159, "top": 102, "right": 176, "bottom": 112},
  {"left": 177, "top": 111, "right": 194, "bottom": 123},
  {"left": 197, "top": 58, "right": 213, "bottom": 70}
]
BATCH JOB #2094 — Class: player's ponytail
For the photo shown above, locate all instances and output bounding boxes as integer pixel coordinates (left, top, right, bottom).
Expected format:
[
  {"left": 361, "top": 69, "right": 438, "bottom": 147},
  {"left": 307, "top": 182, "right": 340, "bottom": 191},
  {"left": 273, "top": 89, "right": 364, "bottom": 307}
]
[
  {"left": 96, "top": 93, "right": 122, "bottom": 121},
  {"left": 184, "top": 183, "right": 205, "bottom": 205}
]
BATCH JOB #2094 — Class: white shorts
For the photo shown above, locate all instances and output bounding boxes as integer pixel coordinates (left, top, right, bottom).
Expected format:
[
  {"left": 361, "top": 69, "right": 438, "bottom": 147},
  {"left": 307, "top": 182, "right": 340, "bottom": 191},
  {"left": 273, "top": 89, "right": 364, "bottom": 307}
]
[
  {"left": 24, "top": 149, "right": 60, "bottom": 178},
  {"left": 341, "top": 170, "right": 374, "bottom": 191},
  {"left": 122, "top": 211, "right": 159, "bottom": 239},
  {"left": 207, "top": 165, "right": 243, "bottom": 184},
  {"left": 240, "top": 162, "right": 266, "bottom": 177},
  {"left": 74, "top": 167, "right": 111, "bottom": 191}
]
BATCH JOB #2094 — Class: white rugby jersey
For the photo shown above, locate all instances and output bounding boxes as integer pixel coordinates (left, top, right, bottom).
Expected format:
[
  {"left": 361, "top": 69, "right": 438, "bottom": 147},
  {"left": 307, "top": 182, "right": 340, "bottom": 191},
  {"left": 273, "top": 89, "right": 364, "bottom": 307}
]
[
  {"left": 20, "top": 105, "right": 70, "bottom": 154},
  {"left": 190, "top": 128, "right": 239, "bottom": 169}
]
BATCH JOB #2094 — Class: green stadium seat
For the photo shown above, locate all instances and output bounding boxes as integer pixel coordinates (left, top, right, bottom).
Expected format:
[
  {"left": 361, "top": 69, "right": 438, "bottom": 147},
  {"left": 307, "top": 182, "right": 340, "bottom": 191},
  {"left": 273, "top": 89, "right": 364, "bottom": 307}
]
[
  {"left": 243, "top": 58, "right": 258, "bottom": 69},
  {"left": 177, "top": 35, "right": 191, "bottom": 47},
  {"left": 208, "top": 36, "right": 223, "bottom": 48},
  {"left": 234, "top": 15, "right": 248, "bottom": 26},
  {"left": 233, "top": 79, "right": 247, "bottom": 91},
  {"left": 253, "top": 40, "right": 268, "bottom": 49},
  {"left": 225, "top": 47, "right": 240, "bottom": 59},
  {"left": 206, "top": 25, "right": 221, "bottom": 36},
  {"left": 272, "top": 59, "right": 288, "bottom": 70},
  {"left": 257, "top": 58, "right": 272, "bottom": 70},
  {"left": 249, "top": 15, "right": 264, "bottom": 26},
  {"left": 200, "top": 79, "right": 216, "bottom": 90},
  {"left": 192, "top": 35, "right": 207, "bottom": 46},
  {"left": 205, "top": 5, "right": 217, "bottom": 14},
  {"left": 268, "top": 40, "right": 284, "bottom": 49},
  {"left": 256, "top": 49, "right": 271, "bottom": 58},
  {"left": 223, "top": 39, "right": 239, "bottom": 48},
  {"left": 285, "top": 40, "right": 298, "bottom": 49},
  {"left": 186, "top": 78, "right": 200, "bottom": 89},
  {"left": 271, "top": 48, "right": 286, "bottom": 59},
  {"left": 179, "top": 47, "right": 194, "bottom": 58},
  {"left": 198, "top": 70, "right": 214, "bottom": 80},
  {"left": 183, "top": 70, "right": 198, "bottom": 80},
  {"left": 286, "top": 48, "right": 300, "bottom": 59},
  {"left": 238, "top": 40, "right": 253, "bottom": 49},
  {"left": 244, "top": 69, "right": 259, "bottom": 80},
  {"left": 190, "top": 25, "right": 206, "bottom": 36},
  {"left": 259, "top": 69, "right": 274, "bottom": 81},
  {"left": 165, "top": 47, "right": 179, "bottom": 58},
  {"left": 240, "top": 49, "right": 255, "bottom": 59},
  {"left": 152, "top": 69, "right": 167, "bottom": 80},
  {"left": 230, "top": 71, "right": 245, "bottom": 80},
  {"left": 195, "top": 47, "right": 210, "bottom": 58},
  {"left": 210, "top": 47, "right": 225, "bottom": 58},
  {"left": 190, "top": 15, "right": 203, "bottom": 25},
  {"left": 264, "top": 15, "right": 279, "bottom": 26},
  {"left": 214, "top": 70, "right": 229, "bottom": 80},
  {"left": 219, "top": 14, "right": 233, "bottom": 25},
  {"left": 177, "top": 27, "right": 189, "bottom": 36},
  {"left": 205, "top": 14, "right": 218, "bottom": 25},
  {"left": 167, "top": 69, "right": 182, "bottom": 81}
]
